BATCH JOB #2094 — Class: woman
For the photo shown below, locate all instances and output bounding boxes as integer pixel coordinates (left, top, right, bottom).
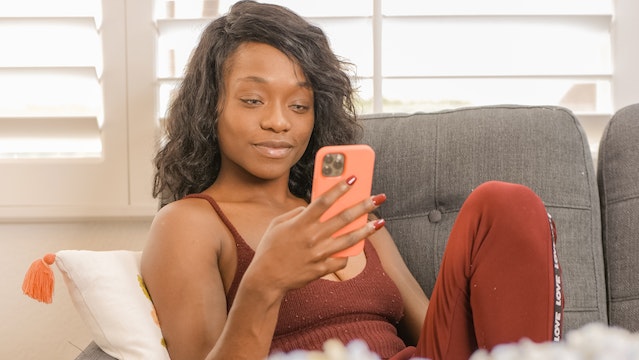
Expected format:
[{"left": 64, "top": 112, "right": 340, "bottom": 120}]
[{"left": 141, "top": 1, "right": 563, "bottom": 359}]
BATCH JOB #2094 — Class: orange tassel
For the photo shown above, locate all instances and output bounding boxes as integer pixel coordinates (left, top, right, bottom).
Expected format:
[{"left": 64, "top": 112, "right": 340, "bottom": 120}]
[{"left": 22, "top": 253, "right": 56, "bottom": 304}]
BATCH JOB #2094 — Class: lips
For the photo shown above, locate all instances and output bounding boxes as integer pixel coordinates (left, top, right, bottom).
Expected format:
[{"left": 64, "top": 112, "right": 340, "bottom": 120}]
[{"left": 253, "top": 140, "right": 294, "bottom": 159}]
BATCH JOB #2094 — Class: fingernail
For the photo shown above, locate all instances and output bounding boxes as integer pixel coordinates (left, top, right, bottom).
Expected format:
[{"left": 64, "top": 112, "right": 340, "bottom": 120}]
[
  {"left": 373, "top": 218, "right": 386, "bottom": 230},
  {"left": 346, "top": 175, "right": 357, "bottom": 185},
  {"left": 371, "top": 193, "right": 387, "bottom": 206}
]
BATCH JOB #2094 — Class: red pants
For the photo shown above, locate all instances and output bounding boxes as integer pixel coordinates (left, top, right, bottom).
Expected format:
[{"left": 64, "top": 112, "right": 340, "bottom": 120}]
[{"left": 414, "top": 181, "right": 563, "bottom": 360}]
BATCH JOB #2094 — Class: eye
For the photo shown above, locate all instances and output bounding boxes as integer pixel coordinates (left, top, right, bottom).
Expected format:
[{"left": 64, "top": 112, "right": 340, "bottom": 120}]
[
  {"left": 290, "top": 103, "right": 310, "bottom": 113},
  {"left": 240, "top": 98, "right": 263, "bottom": 106}
]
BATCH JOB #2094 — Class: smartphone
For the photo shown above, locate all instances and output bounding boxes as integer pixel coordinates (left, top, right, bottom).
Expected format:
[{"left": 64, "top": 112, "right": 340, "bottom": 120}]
[{"left": 311, "top": 144, "right": 375, "bottom": 257}]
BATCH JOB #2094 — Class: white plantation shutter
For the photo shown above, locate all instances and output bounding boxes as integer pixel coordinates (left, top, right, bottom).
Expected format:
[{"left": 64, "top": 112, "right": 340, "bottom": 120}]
[
  {"left": 377, "top": 0, "right": 614, "bottom": 154},
  {"left": 0, "top": 1, "right": 103, "bottom": 158},
  {"left": 0, "top": 0, "right": 628, "bottom": 220},
  {"left": 156, "top": 1, "right": 613, "bottom": 145},
  {"left": 0, "top": 0, "right": 156, "bottom": 219}
]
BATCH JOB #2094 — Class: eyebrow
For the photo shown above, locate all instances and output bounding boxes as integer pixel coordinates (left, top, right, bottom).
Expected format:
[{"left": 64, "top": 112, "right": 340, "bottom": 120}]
[
  {"left": 238, "top": 76, "right": 267, "bottom": 84},
  {"left": 237, "top": 76, "right": 311, "bottom": 89}
]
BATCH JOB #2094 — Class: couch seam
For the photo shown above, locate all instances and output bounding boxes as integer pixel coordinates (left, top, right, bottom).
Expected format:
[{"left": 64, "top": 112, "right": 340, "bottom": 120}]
[
  {"left": 564, "top": 308, "right": 604, "bottom": 312},
  {"left": 605, "top": 194, "right": 639, "bottom": 205},
  {"left": 610, "top": 295, "right": 639, "bottom": 302}
]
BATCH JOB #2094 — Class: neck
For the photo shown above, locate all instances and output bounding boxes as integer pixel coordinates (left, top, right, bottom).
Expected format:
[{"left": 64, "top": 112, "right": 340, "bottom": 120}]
[{"left": 207, "top": 172, "right": 301, "bottom": 206}]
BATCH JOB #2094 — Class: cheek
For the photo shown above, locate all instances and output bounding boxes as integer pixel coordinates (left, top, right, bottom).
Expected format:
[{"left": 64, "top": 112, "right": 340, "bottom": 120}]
[
  {"left": 214, "top": 114, "right": 240, "bottom": 152},
  {"left": 216, "top": 109, "right": 250, "bottom": 140},
  {"left": 297, "top": 119, "right": 314, "bottom": 149},
  {"left": 214, "top": 117, "right": 229, "bottom": 145},
  {"left": 300, "top": 115, "right": 315, "bottom": 138}
]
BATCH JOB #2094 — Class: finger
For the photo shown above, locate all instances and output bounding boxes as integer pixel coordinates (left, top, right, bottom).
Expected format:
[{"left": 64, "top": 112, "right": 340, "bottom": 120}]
[
  {"left": 321, "top": 193, "right": 387, "bottom": 237},
  {"left": 305, "top": 175, "right": 357, "bottom": 219},
  {"left": 321, "top": 256, "right": 350, "bottom": 275},
  {"left": 322, "top": 218, "right": 386, "bottom": 257}
]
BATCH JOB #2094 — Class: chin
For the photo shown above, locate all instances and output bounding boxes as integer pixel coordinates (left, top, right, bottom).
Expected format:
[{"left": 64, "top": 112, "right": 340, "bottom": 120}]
[{"left": 251, "top": 167, "right": 291, "bottom": 182}]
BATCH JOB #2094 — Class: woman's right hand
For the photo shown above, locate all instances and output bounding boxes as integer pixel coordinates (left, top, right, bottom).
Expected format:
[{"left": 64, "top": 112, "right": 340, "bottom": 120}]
[{"left": 243, "top": 176, "right": 386, "bottom": 296}]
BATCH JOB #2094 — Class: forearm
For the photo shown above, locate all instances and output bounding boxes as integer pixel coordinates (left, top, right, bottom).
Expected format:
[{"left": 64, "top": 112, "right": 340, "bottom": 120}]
[{"left": 205, "top": 276, "right": 285, "bottom": 360}]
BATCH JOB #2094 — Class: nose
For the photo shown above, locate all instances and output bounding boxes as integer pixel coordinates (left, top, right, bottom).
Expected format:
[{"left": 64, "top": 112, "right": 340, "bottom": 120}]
[{"left": 260, "top": 103, "right": 291, "bottom": 133}]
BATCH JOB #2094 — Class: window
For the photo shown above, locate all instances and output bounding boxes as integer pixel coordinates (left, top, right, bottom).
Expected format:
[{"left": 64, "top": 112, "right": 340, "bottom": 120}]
[
  {"left": 0, "top": 0, "right": 103, "bottom": 158},
  {"left": 374, "top": 0, "right": 613, "bottom": 154},
  {"left": 156, "top": 0, "right": 613, "bottom": 150},
  {"left": 0, "top": 0, "right": 157, "bottom": 219},
  {"left": 0, "top": 0, "right": 624, "bottom": 219}
]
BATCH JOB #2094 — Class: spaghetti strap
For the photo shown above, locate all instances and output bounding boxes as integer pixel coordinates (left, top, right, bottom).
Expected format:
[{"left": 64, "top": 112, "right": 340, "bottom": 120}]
[
  {"left": 183, "top": 193, "right": 255, "bottom": 312},
  {"left": 183, "top": 193, "right": 250, "bottom": 250}
]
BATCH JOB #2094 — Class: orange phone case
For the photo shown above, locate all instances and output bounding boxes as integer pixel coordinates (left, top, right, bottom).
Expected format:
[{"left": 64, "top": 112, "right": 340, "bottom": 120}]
[{"left": 311, "top": 144, "right": 375, "bottom": 257}]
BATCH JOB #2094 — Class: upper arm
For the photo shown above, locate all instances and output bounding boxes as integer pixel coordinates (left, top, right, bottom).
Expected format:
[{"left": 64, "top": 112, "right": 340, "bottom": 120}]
[
  {"left": 141, "top": 200, "right": 228, "bottom": 360},
  {"left": 368, "top": 226, "right": 429, "bottom": 346}
]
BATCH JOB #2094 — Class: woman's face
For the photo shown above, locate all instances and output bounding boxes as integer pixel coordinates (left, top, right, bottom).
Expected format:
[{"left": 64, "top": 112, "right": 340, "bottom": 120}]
[{"left": 216, "top": 42, "right": 315, "bottom": 182}]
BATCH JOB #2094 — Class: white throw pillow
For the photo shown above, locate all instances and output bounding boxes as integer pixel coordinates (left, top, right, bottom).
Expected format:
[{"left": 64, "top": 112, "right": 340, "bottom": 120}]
[{"left": 55, "top": 250, "right": 170, "bottom": 360}]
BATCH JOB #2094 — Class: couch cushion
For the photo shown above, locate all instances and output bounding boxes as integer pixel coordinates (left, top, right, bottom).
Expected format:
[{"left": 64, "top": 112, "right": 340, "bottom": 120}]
[
  {"left": 360, "top": 105, "right": 607, "bottom": 332},
  {"left": 597, "top": 103, "right": 639, "bottom": 331}
]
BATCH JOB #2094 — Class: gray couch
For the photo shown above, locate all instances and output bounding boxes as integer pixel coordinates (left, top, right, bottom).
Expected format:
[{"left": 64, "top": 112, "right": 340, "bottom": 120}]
[{"left": 75, "top": 104, "right": 639, "bottom": 359}]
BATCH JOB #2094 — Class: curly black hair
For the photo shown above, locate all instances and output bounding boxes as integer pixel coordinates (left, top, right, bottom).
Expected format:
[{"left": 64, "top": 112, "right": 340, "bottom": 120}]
[{"left": 153, "top": 0, "right": 361, "bottom": 204}]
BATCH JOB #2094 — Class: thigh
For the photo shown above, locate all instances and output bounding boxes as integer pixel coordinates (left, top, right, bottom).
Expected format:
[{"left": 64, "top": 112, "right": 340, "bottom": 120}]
[{"left": 415, "top": 181, "right": 562, "bottom": 360}]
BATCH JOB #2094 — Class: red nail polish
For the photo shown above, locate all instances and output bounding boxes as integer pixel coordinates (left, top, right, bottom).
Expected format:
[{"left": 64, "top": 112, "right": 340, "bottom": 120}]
[
  {"left": 371, "top": 193, "right": 387, "bottom": 206},
  {"left": 346, "top": 175, "right": 357, "bottom": 185},
  {"left": 373, "top": 218, "right": 386, "bottom": 230}
]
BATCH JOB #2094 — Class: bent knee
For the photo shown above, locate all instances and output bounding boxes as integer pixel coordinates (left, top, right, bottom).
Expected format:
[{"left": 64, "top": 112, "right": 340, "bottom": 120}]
[
  {"left": 467, "top": 181, "right": 544, "bottom": 214},
  {"left": 473, "top": 180, "right": 536, "bottom": 198}
]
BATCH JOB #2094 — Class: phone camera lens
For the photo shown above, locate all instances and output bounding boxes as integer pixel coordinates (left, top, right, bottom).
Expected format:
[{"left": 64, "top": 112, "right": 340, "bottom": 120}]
[
  {"left": 324, "top": 154, "right": 334, "bottom": 164},
  {"left": 322, "top": 164, "right": 333, "bottom": 176},
  {"left": 321, "top": 152, "right": 345, "bottom": 177}
]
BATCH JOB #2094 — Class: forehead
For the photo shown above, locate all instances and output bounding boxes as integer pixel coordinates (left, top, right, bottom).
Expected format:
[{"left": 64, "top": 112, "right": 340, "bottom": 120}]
[{"left": 225, "top": 42, "right": 308, "bottom": 83}]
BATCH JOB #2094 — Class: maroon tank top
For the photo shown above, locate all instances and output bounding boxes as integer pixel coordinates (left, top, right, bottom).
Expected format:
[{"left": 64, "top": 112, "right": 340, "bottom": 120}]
[{"left": 186, "top": 193, "right": 410, "bottom": 359}]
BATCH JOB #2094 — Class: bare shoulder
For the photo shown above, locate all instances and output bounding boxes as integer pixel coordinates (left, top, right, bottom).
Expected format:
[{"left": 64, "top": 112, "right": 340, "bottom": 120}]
[
  {"left": 142, "top": 197, "right": 226, "bottom": 273},
  {"left": 155, "top": 197, "right": 219, "bottom": 226}
]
